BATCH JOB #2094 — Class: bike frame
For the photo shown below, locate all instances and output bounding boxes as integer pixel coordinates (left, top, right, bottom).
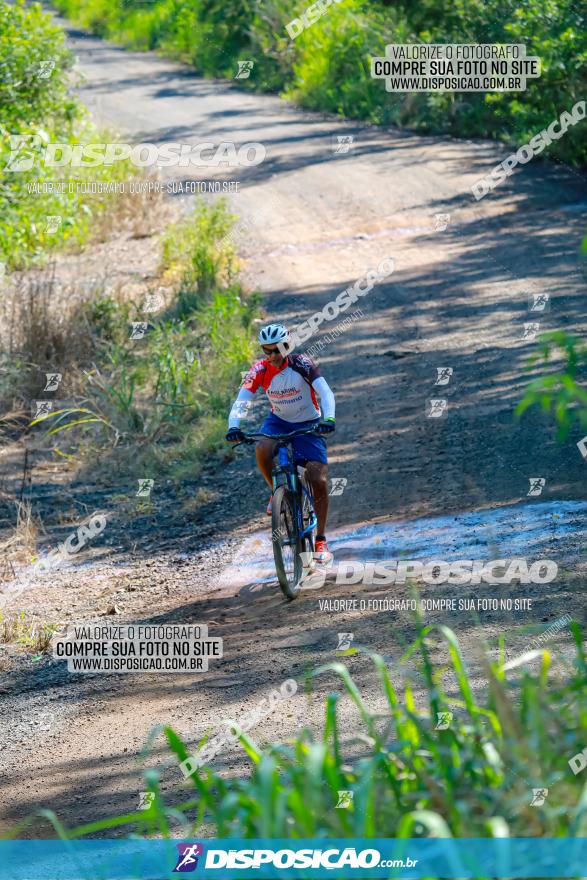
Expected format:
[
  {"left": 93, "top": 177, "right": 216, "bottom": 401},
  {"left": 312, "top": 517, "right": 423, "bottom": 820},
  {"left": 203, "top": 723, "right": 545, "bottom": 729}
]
[
  {"left": 236, "top": 427, "right": 320, "bottom": 544},
  {"left": 272, "top": 442, "right": 317, "bottom": 543}
]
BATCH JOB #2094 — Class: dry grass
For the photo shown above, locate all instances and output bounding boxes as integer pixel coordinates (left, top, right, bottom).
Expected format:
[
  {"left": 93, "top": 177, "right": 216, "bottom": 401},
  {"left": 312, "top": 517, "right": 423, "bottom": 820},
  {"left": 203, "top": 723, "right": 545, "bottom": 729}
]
[
  {"left": 0, "top": 197, "right": 242, "bottom": 422},
  {"left": 0, "top": 610, "right": 57, "bottom": 652},
  {"left": 0, "top": 499, "right": 40, "bottom": 565},
  {"left": 181, "top": 487, "right": 216, "bottom": 513},
  {"left": 0, "top": 266, "right": 103, "bottom": 406},
  {"left": 0, "top": 167, "right": 171, "bottom": 413},
  {"left": 110, "top": 172, "right": 171, "bottom": 241},
  {"left": 14, "top": 499, "right": 38, "bottom": 554},
  {"left": 0, "top": 266, "right": 149, "bottom": 417},
  {"left": 0, "top": 496, "right": 42, "bottom": 588}
]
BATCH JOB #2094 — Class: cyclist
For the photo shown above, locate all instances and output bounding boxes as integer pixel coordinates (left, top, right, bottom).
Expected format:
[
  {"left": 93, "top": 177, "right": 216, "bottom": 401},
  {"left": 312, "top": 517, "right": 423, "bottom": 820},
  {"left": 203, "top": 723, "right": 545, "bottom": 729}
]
[{"left": 226, "top": 323, "right": 335, "bottom": 565}]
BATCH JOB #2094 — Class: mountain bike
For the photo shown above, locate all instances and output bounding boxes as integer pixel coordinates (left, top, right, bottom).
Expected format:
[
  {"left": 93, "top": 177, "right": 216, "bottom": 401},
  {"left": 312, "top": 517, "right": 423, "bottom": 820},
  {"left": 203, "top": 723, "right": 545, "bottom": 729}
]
[{"left": 237, "top": 427, "right": 322, "bottom": 600}]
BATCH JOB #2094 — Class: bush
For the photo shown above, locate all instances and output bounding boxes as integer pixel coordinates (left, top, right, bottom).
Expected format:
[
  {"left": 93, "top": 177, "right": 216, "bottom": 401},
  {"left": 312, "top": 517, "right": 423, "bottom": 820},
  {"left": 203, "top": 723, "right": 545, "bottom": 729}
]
[
  {"left": 0, "top": 2, "right": 158, "bottom": 270},
  {"left": 0, "top": 0, "right": 77, "bottom": 130}
]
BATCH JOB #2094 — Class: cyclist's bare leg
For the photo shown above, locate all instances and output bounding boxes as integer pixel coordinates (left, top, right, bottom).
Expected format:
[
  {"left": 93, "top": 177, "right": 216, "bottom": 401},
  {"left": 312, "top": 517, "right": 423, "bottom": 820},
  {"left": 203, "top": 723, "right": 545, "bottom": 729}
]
[
  {"left": 305, "top": 461, "right": 329, "bottom": 536},
  {"left": 256, "top": 439, "right": 276, "bottom": 490}
]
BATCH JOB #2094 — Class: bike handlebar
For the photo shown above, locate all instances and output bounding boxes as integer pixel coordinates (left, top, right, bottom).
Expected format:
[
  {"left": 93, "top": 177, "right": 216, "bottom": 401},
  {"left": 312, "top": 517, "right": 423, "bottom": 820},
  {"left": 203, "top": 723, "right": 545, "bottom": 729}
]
[{"left": 236, "top": 426, "right": 320, "bottom": 445}]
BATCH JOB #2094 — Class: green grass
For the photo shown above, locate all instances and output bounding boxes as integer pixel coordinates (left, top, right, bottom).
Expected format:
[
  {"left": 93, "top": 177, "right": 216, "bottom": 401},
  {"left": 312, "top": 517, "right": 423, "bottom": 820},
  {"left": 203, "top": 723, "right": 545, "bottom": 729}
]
[
  {"left": 30, "top": 198, "right": 260, "bottom": 479},
  {"left": 12, "top": 622, "right": 586, "bottom": 841},
  {"left": 0, "top": 1, "right": 157, "bottom": 270},
  {"left": 516, "top": 330, "right": 587, "bottom": 440}
]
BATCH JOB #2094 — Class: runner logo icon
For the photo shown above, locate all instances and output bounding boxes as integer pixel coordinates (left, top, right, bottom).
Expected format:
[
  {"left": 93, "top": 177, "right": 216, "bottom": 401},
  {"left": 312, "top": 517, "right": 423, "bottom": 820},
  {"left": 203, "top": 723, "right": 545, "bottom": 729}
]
[{"left": 173, "top": 843, "right": 204, "bottom": 873}]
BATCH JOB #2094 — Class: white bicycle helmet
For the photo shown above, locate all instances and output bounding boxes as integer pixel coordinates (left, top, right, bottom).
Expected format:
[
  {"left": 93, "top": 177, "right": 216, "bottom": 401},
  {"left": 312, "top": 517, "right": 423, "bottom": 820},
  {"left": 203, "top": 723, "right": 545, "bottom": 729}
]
[{"left": 258, "top": 323, "right": 291, "bottom": 347}]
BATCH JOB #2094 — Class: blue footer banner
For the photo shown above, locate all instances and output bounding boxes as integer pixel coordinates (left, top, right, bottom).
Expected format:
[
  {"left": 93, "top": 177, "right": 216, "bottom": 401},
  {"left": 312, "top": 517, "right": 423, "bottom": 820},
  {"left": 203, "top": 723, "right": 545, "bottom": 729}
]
[{"left": 1, "top": 838, "right": 586, "bottom": 879}]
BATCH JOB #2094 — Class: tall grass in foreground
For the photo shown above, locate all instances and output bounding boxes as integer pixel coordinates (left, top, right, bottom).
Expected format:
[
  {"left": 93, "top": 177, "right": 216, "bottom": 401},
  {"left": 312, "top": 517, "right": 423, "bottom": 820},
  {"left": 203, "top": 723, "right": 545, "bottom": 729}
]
[{"left": 19, "top": 623, "right": 587, "bottom": 841}]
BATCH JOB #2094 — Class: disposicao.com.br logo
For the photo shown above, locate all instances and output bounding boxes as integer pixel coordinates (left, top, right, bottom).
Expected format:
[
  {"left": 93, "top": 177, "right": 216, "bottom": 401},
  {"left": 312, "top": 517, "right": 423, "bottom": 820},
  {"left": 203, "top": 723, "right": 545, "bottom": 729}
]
[
  {"left": 202, "top": 846, "right": 414, "bottom": 871},
  {"left": 4, "top": 136, "right": 266, "bottom": 172}
]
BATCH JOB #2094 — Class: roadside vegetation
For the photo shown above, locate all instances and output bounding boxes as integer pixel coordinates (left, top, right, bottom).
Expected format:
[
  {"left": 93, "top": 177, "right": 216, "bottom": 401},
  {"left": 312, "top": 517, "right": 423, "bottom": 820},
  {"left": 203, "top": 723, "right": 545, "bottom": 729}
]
[
  {"left": 0, "top": 609, "right": 57, "bottom": 654},
  {"left": 50, "top": 0, "right": 586, "bottom": 165},
  {"left": 0, "top": 3, "right": 259, "bottom": 590},
  {"left": 0, "top": 198, "right": 259, "bottom": 477},
  {"left": 10, "top": 622, "right": 586, "bottom": 839},
  {"left": 0, "top": 0, "right": 158, "bottom": 271},
  {"left": 0, "top": 196, "right": 259, "bottom": 600}
]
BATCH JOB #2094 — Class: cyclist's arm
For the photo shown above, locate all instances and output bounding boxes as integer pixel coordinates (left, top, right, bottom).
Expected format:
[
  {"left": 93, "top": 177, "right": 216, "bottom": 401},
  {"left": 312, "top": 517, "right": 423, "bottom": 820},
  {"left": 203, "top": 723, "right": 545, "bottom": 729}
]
[
  {"left": 228, "top": 388, "right": 256, "bottom": 428},
  {"left": 312, "top": 377, "right": 335, "bottom": 420}
]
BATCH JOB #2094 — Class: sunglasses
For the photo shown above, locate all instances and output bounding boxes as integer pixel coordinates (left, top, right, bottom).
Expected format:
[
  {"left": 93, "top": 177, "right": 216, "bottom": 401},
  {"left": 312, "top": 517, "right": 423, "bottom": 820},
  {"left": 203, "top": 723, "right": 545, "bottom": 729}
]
[{"left": 261, "top": 346, "right": 282, "bottom": 355}]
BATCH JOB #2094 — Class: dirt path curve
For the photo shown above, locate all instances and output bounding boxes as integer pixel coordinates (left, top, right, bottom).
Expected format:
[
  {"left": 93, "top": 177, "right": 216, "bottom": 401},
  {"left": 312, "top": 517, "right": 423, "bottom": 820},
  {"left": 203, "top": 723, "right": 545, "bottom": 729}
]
[{"left": 1, "top": 14, "right": 586, "bottom": 836}]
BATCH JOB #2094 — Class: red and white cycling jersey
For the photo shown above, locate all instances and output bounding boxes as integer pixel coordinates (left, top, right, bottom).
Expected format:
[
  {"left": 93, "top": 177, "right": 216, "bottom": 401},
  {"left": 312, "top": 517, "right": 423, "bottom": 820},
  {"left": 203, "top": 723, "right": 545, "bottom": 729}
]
[{"left": 242, "top": 353, "right": 322, "bottom": 423}]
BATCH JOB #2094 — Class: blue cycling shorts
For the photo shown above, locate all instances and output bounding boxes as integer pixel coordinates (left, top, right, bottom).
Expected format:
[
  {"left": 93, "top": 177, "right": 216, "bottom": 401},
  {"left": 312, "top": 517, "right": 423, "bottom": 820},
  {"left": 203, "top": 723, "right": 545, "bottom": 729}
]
[{"left": 260, "top": 413, "right": 328, "bottom": 465}]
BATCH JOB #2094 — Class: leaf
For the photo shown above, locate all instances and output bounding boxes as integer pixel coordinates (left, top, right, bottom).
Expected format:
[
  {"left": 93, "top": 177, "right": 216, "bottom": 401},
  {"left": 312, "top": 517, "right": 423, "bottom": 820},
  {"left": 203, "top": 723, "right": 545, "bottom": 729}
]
[
  {"left": 163, "top": 726, "right": 208, "bottom": 797},
  {"left": 501, "top": 649, "right": 548, "bottom": 671},
  {"left": 47, "top": 417, "right": 104, "bottom": 435}
]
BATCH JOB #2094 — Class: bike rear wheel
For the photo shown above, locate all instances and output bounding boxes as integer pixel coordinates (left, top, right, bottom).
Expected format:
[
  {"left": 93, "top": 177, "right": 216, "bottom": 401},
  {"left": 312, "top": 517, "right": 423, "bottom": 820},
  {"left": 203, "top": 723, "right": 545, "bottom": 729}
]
[{"left": 272, "top": 485, "right": 303, "bottom": 600}]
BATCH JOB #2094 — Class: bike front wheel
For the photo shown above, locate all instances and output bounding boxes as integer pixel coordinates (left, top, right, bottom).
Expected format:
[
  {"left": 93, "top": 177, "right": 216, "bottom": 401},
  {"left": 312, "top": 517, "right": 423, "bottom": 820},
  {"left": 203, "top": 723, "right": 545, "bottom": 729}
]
[{"left": 271, "top": 485, "right": 303, "bottom": 600}]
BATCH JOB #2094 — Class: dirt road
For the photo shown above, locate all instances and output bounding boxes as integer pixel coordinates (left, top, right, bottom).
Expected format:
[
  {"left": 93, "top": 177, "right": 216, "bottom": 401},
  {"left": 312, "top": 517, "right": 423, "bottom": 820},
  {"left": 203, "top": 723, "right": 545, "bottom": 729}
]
[{"left": 1, "top": 15, "right": 586, "bottom": 835}]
